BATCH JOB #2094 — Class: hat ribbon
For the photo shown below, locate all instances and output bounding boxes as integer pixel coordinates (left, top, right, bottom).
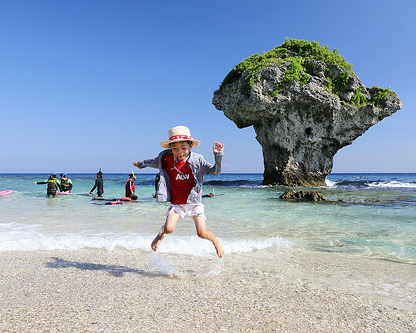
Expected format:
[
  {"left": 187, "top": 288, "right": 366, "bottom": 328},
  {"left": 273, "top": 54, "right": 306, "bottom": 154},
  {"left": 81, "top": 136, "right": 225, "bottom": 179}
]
[{"left": 169, "top": 134, "right": 193, "bottom": 141}]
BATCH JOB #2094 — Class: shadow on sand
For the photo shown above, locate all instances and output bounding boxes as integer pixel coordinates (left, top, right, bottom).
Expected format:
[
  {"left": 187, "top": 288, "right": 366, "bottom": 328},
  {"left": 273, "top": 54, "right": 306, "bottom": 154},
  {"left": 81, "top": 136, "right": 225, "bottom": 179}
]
[{"left": 46, "top": 256, "right": 165, "bottom": 277}]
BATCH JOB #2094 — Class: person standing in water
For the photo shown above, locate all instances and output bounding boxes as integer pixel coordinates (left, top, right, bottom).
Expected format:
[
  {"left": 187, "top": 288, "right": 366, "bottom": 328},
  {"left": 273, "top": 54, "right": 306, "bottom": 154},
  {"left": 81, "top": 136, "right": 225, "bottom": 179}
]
[
  {"left": 133, "top": 125, "right": 224, "bottom": 258},
  {"left": 90, "top": 170, "right": 104, "bottom": 197},
  {"left": 59, "top": 174, "right": 73, "bottom": 193},
  {"left": 125, "top": 172, "right": 138, "bottom": 200},
  {"left": 35, "top": 173, "right": 61, "bottom": 197}
]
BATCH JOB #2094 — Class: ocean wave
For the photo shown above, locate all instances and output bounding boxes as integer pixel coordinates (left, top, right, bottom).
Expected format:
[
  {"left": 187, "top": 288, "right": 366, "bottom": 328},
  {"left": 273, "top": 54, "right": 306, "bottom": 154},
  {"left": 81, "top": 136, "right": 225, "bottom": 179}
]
[
  {"left": 326, "top": 179, "right": 416, "bottom": 189},
  {"left": 367, "top": 181, "right": 416, "bottom": 189},
  {"left": 328, "top": 180, "right": 371, "bottom": 188},
  {"left": 325, "top": 179, "right": 338, "bottom": 187},
  {"left": 0, "top": 224, "right": 291, "bottom": 255}
]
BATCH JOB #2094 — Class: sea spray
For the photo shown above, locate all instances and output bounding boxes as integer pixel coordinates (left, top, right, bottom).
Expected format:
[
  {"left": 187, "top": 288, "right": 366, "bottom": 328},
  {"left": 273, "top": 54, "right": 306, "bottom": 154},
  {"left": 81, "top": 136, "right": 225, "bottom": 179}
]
[
  {"left": 148, "top": 251, "right": 224, "bottom": 278},
  {"left": 149, "top": 251, "right": 186, "bottom": 277},
  {"left": 199, "top": 257, "right": 224, "bottom": 278}
]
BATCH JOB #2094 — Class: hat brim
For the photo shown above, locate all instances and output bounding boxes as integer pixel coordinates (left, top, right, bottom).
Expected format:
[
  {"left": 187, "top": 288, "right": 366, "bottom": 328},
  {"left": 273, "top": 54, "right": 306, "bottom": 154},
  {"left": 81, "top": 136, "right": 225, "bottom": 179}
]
[{"left": 160, "top": 138, "right": 200, "bottom": 149}]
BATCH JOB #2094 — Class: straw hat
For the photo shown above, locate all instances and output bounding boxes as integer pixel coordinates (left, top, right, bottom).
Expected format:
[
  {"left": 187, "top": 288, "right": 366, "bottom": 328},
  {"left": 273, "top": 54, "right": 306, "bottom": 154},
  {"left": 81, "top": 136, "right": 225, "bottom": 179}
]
[{"left": 160, "top": 126, "right": 201, "bottom": 148}]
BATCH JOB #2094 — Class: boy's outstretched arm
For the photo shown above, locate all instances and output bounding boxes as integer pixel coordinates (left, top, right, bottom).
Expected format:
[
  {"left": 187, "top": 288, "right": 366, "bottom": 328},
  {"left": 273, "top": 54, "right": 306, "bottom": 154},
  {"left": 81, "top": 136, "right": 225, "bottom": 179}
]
[{"left": 132, "top": 157, "right": 159, "bottom": 169}]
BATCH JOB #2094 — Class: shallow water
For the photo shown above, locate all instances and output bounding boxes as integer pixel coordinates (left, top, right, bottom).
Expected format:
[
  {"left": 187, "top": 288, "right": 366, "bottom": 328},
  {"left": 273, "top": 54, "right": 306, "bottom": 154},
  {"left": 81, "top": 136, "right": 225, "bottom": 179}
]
[{"left": 1, "top": 173, "right": 415, "bottom": 264}]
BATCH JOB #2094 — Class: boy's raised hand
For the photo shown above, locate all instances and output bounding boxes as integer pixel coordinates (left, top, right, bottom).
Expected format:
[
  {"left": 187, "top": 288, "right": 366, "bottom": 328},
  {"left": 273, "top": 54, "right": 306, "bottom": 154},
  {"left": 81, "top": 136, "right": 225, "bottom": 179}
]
[{"left": 213, "top": 142, "right": 224, "bottom": 153}]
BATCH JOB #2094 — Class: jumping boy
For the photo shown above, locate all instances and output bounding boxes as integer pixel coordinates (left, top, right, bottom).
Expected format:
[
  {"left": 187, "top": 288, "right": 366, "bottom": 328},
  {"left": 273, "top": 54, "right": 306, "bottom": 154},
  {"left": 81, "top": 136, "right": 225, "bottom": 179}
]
[{"left": 132, "top": 125, "right": 224, "bottom": 258}]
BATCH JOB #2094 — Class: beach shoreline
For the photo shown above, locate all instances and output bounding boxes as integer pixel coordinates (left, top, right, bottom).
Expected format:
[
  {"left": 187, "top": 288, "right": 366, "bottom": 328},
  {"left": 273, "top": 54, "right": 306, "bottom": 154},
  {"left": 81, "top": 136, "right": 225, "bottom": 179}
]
[{"left": 1, "top": 249, "right": 415, "bottom": 332}]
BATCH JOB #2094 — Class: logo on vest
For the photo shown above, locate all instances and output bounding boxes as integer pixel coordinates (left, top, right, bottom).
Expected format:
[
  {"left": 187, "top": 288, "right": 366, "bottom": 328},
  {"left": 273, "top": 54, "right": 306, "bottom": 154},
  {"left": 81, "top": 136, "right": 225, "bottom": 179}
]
[{"left": 176, "top": 173, "right": 190, "bottom": 181}]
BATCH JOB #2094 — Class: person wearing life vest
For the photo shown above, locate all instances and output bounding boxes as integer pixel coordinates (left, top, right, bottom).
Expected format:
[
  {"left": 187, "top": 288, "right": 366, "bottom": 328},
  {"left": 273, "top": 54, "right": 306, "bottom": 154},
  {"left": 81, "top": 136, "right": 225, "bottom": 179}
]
[
  {"left": 60, "top": 174, "right": 73, "bottom": 193},
  {"left": 125, "top": 172, "right": 138, "bottom": 200},
  {"left": 35, "top": 173, "right": 61, "bottom": 197}
]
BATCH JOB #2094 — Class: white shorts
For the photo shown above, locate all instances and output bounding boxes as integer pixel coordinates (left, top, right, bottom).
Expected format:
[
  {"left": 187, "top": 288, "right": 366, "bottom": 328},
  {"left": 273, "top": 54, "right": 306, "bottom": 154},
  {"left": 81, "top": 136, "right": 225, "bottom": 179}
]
[{"left": 167, "top": 203, "right": 206, "bottom": 220}]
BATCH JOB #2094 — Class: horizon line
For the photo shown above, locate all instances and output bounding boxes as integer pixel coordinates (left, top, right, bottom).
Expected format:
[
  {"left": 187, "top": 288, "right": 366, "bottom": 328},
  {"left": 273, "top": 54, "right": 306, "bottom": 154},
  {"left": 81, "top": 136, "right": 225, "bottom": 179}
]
[{"left": 1, "top": 172, "right": 415, "bottom": 175}]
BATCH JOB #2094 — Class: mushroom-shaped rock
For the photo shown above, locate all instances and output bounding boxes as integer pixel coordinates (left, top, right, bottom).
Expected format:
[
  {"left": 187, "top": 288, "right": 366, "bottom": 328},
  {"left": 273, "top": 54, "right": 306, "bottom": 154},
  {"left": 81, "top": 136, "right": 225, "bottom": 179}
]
[{"left": 213, "top": 39, "right": 402, "bottom": 186}]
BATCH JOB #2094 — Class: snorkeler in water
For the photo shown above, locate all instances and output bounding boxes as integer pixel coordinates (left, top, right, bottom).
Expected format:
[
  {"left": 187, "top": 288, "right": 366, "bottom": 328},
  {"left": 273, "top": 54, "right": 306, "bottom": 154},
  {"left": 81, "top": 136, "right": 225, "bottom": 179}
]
[{"left": 90, "top": 170, "right": 104, "bottom": 197}]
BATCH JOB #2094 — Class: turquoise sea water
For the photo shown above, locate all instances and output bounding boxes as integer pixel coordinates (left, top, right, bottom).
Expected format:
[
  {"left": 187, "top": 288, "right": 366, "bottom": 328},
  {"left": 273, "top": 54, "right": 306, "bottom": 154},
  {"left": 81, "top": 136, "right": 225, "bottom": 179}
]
[{"left": 0, "top": 172, "right": 415, "bottom": 265}]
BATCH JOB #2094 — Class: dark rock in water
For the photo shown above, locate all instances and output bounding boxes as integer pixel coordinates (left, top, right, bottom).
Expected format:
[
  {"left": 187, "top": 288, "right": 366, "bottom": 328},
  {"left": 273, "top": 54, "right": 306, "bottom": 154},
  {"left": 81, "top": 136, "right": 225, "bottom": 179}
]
[
  {"left": 213, "top": 39, "right": 403, "bottom": 186},
  {"left": 279, "top": 190, "right": 326, "bottom": 202}
]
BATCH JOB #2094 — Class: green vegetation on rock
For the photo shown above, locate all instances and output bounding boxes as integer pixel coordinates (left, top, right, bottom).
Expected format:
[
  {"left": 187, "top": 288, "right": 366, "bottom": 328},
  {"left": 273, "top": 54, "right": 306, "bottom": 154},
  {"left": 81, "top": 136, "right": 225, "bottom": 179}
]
[
  {"left": 325, "top": 69, "right": 350, "bottom": 93},
  {"left": 219, "top": 38, "right": 353, "bottom": 95},
  {"left": 351, "top": 87, "right": 368, "bottom": 107},
  {"left": 371, "top": 86, "right": 394, "bottom": 107},
  {"left": 276, "top": 56, "right": 311, "bottom": 92},
  {"left": 218, "top": 38, "right": 394, "bottom": 109}
]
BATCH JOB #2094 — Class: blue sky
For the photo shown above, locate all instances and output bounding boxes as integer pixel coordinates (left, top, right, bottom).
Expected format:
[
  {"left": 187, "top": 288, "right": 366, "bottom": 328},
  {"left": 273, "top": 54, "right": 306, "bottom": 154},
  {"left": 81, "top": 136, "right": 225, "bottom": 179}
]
[{"left": 0, "top": 0, "right": 415, "bottom": 174}]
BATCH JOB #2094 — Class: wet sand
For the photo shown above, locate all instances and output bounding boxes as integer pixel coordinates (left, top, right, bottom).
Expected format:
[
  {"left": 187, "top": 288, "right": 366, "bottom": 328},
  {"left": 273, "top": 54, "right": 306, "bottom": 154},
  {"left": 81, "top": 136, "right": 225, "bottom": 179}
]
[{"left": 0, "top": 249, "right": 415, "bottom": 332}]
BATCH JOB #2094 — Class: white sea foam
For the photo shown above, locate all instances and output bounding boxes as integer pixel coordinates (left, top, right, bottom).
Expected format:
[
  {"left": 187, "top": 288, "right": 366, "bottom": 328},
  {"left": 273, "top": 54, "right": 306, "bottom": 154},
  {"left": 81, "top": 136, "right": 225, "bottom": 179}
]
[
  {"left": 0, "top": 223, "right": 291, "bottom": 255},
  {"left": 144, "top": 236, "right": 291, "bottom": 256},
  {"left": 368, "top": 181, "right": 416, "bottom": 189},
  {"left": 325, "top": 179, "right": 337, "bottom": 187}
]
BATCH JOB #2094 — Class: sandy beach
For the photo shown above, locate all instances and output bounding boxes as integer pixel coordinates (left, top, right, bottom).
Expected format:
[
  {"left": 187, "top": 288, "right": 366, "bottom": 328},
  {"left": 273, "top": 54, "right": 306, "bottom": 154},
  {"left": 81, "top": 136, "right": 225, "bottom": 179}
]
[{"left": 0, "top": 249, "right": 415, "bottom": 333}]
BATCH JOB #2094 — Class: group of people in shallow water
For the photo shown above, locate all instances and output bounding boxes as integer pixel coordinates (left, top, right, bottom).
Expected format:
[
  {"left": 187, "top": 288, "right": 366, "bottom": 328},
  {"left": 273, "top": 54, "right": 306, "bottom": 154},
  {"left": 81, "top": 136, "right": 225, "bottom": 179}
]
[
  {"left": 35, "top": 170, "right": 138, "bottom": 200},
  {"left": 34, "top": 173, "right": 73, "bottom": 197}
]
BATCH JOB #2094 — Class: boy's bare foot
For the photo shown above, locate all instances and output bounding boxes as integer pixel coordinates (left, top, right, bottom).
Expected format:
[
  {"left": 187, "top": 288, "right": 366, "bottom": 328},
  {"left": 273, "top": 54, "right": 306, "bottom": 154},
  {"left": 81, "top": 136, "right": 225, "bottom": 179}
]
[
  {"left": 214, "top": 240, "right": 224, "bottom": 258},
  {"left": 151, "top": 232, "right": 164, "bottom": 252}
]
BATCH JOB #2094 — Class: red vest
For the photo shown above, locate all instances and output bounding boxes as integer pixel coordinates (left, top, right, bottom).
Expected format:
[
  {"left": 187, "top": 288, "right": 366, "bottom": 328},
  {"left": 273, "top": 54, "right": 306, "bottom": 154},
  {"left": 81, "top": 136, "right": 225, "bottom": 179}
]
[{"left": 125, "top": 179, "right": 135, "bottom": 197}]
